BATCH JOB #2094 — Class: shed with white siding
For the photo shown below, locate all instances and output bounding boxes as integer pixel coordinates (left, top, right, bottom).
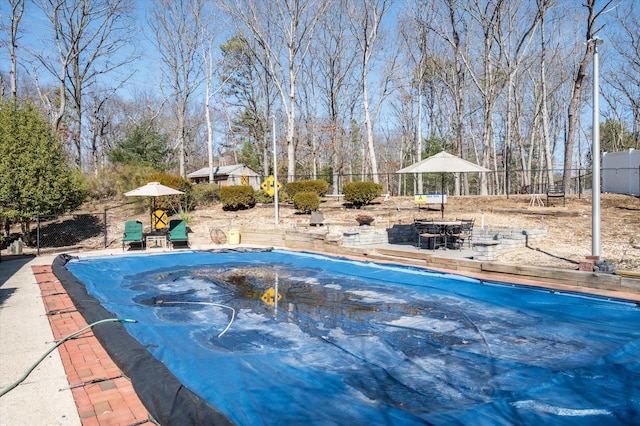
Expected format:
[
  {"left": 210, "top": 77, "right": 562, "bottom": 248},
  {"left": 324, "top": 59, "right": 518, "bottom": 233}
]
[
  {"left": 187, "top": 164, "right": 261, "bottom": 190},
  {"left": 602, "top": 149, "right": 640, "bottom": 196}
]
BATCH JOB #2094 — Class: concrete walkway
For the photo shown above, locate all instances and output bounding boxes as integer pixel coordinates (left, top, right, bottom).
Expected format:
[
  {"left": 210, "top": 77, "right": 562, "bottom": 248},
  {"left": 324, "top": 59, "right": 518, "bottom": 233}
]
[{"left": 0, "top": 254, "right": 80, "bottom": 426}]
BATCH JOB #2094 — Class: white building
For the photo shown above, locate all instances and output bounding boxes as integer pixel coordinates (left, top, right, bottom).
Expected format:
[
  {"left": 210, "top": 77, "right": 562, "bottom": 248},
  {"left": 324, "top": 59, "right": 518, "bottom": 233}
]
[
  {"left": 602, "top": 149, "right": 640, "bottom": 196},
  {"left": 187, "top": 164, "right": 261, "bottom": 190}
]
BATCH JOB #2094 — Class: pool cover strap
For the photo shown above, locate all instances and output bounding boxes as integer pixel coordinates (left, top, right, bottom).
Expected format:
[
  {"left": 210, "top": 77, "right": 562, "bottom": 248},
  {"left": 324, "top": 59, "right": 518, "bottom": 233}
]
[{"left": 52, "top": 255, "right": 234, "bottom": 426}]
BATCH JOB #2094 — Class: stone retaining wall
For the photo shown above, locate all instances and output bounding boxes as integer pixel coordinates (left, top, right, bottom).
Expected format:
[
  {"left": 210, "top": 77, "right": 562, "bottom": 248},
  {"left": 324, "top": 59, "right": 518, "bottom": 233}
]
[
  {"left": 340, "top": 223, "right": 419, "bottom": 247},
  {"left": 339, "top": 224, "right": 548, "bottom": 262},
  {"left": 343, "top": 226, "right": 392, "bottom": 246},
  {"left": 228, "top": 227, "right": 640, "bottom": 297},
  {"left": 471, "top": 228, "right": 547, "bottom": 261}
]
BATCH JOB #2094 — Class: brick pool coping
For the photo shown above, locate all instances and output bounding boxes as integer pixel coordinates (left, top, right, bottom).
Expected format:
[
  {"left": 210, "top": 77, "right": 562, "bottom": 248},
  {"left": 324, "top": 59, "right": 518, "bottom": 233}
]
[{"left": 33, "top": 264, "right": 153, "bottom": 426}]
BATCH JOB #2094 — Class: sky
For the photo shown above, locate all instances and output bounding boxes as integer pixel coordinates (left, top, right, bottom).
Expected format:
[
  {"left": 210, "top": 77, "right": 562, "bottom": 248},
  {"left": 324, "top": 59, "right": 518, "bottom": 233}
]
[
  {"left": 0, "top": 0, "right": 636, "bottom": 149},
  {"left": 0, "top": 1, "right": 166, "bottom": 99},
  {"left": 0, "top": 1, "right": 404, "bottom": 102}
]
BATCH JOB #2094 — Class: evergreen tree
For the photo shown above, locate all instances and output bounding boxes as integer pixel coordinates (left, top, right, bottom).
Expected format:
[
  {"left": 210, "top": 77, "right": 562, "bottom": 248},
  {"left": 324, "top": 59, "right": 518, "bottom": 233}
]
[
  {"left": 0, "top": 100, "right": 87, "bottom": 234},
  {"left": 109, "top": 119, "right": 175, "bottom": 171}
]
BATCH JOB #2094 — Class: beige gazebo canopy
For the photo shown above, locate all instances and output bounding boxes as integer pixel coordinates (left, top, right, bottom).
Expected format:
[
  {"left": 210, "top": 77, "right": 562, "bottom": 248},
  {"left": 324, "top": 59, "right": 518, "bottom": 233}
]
[{"left": 397, "top": 151, "right": 491, "bottom": 217}]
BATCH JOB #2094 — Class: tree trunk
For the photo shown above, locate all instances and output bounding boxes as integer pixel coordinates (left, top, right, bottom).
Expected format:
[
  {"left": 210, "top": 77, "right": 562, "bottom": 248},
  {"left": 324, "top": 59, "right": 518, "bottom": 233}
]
[
  {"left": 362, "top": 68, "right": 379, "bottom": 183},
  {"left": 9, "top": 0, "right": 24, "bottom": 98},
  {"left": 563, "top": 0, "right": 606, "bottom": 192},
  {"left": 539, "top": 8, "right": 555, "bottom": 187}
]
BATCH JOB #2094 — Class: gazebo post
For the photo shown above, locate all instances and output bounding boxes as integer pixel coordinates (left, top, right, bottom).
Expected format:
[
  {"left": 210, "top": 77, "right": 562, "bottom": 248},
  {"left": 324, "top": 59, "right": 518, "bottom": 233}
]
[{"left": 441, "top": 174, "right": 445, "bottom": 218}]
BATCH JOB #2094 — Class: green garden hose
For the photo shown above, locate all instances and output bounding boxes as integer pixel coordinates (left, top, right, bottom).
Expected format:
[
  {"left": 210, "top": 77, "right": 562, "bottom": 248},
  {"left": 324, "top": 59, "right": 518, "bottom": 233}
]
[{"left": 0, "top": 317, "right": 137, "bottom": 398}]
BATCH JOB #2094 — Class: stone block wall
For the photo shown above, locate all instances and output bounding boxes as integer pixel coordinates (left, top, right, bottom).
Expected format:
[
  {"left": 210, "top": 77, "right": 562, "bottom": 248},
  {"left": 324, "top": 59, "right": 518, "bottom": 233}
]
[
  {"left": 472, "top": 228, "right": 547, "bottom": 261},
  {"left": 342, "top": 226, "right": 389, "bottom": 246},
  {"left": 342, "top": 222, "right": 423, "bottom": 246},
  {"left": 387, "top": 224, "right": 416, "bottom": 244}
]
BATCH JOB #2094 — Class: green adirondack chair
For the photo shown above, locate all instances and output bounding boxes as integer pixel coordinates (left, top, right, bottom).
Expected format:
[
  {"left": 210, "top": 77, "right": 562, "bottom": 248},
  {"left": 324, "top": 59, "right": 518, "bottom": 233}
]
[
  {"left": 122, "top": 220, "right": 144, "bottom": 251},
  {"left": 168, "top": 220, "right": 189, "bottom": 249}
]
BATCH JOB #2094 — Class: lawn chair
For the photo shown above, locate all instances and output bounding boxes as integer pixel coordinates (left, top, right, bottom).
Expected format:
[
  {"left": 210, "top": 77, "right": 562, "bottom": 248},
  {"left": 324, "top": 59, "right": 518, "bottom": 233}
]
[
  {"left": 415, "top": 220, "right": 444, "bottom": 250},
  {"left": 456, "top": 218, "right": 475, "bottom": 248},
  {"left": 122, "top": 220, "right": 144, "bottom": 251},
  {"left": 168, "top": 219, "right": 189, "bottom": 249}
]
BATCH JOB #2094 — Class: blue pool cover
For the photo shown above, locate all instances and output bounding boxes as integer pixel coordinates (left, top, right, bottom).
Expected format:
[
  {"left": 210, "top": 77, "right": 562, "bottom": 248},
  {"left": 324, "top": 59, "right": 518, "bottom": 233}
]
[{"left": 62, "top": 250, "right": 640, "bottom": 425}]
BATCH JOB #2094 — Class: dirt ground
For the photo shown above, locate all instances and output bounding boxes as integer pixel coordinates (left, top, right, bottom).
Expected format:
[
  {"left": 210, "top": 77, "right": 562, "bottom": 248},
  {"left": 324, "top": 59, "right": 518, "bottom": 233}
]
[
  {"left": 185, "top": 192, "right": 640, "bottom": 272},
  {"left": 32, "top": 192, "right": 636, "bottom": 273}
]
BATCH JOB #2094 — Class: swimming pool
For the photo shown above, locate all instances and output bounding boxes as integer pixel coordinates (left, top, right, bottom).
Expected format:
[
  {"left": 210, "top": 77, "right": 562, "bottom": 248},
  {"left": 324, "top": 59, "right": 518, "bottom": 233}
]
[{"left": 60, "top": 249, "right": 640, "bottom": 425}]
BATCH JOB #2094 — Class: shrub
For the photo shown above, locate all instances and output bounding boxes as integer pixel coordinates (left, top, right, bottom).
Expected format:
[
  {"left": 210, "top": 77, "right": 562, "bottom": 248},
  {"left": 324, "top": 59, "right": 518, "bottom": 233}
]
[
  {"left": 253, "top": 190, "right": 273, "bottom": 204},
  {"left": 284, "top": 181, "right": 305, "bottom": 199},
  {"left": 293, "top": 191, "right": 320, "bottom": 213},
  {"left": 220, "top": 185, "right": 255, "bottom": 210},
  {"left": 308, "top": 179, "right": 329, "bottom": 196},
  {"left": 145, "top": 173, "right": 192, "bottom": 213},
  {"left": 285, "top": 180, "right": 328, "bottom": 198},
  {"left": 343, "top": 181, "right": 383, "bottom": 207},
  {"left": 86, "top": 168, "right": 119, "bottom": 201},
  {"left": 177, "top": 207, "right": 192, "bottom": 224},
  {"left": 191, "top": 183, "right": 220, "bottom": 207}
]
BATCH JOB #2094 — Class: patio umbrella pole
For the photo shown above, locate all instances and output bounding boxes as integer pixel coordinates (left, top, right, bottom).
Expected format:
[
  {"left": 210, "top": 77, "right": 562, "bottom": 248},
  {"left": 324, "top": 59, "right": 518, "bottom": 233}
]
[
  {"left": 151, "top": 198, "right": 155, "bottom": 231},
  {"left": 124, "top": 182, "right": 185, "bottom": 232},
  {"left": 441, "top": 174, "right": 445, "bottom": 218}
]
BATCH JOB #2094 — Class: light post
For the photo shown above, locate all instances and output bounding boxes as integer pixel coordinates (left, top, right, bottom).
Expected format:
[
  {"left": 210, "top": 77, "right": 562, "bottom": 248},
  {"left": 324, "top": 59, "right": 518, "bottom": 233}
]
[
  {"left": 589, "top": 37, "right": 603, "bottom": 258},
  {"left": 272, "top": 115, "right": 279, "bottom": 226}
]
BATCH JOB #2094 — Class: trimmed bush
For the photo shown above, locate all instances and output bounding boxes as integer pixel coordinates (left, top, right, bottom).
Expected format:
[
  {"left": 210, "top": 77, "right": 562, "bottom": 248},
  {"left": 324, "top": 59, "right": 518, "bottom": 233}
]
[
  {"left": 343, "top": 181, "right": 383, "bottom": 207},
  {"left": 191, "top": 183, "right": 220, "bottom": 207},
  {"left": 254, "top": 190, "right": 273, "bottom": 204},
  {"left": 220, "top": 185, "right": 255, "bottom": 210},
  {"left": 308, "top": 179, "right": 329, "bottom": 196},
  {"left": 293, "top": 191, "right": 321, "bottom": 213},
  {"left": 285, "top": 180, "right": 329, "bottom": 198}
]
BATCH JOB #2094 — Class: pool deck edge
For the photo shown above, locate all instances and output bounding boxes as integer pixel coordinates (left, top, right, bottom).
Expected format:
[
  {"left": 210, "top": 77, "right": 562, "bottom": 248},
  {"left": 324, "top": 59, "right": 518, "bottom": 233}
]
[{"left": 0, "top": 254, "right": 154, "bottom": 426}]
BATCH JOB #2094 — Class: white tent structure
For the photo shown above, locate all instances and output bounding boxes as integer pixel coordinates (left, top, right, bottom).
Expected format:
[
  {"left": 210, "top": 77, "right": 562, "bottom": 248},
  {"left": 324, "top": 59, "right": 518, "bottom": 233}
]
[{"left": 397, "top": 151, "right": 491, "bottom": 217}]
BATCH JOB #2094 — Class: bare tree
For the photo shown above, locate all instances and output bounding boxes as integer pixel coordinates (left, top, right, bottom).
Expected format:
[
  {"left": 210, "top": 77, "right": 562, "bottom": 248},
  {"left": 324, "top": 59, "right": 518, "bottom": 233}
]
[
  {"left": 199, "top": 8, "right": 228, "bottom": 183},
  {"left": 149, "top": 0, "right": 207, "bottom": 177},
  {"left": 5, "top": 0, "right": 25, "bottom": 98},
  {"left": 427, "top": 0, "right": 472, "bottom": 196},
  {"left": 562, "top": 0, "right": 613, "bottom": 192},
  {"left": 398, "top": 0, "right": 436, "bottom": 193},
  {"left": 313, "top": 3, "right": 360, "bottom": 193},
  {"left": 464, "top": 0, "right": 509, "bottom": 195},
  {"left": 86, "top": 79, "right": 131, "bottom": 176},
  {"left": 347, "top": 0, "right": 394, "bottom": 184},
  {"left": 538, "top": 0, "right": 556, "bottom": 187},
  {"left": 220, "top": 33, "right": 277, "bottom": 175},
  {"left": 298, "top": 53, "right": 321, "bottom": 179},
  {"left": 497, "top": 0, "right": 542, "bottom": 195},
  {"left": 221, "top": 0, "right": 330, "bottom": 182},
  {"left": 609, "top": 1, "right": 640, "bottom": 148},
  {"left": 34, "top": 0, "right": 136, "bottom": 168}
]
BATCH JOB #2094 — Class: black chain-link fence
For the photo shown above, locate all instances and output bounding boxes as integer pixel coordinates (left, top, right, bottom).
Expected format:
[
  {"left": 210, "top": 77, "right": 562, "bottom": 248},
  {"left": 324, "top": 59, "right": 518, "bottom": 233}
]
[
  {"left": 1, "top": 163, "right": 633, "bottom": 257},
  {"left": 288, "top": 167, "right": 595, "bottom": 197},
  {"left": 35, "top": 213, "right": 107, "bottom": 255}
]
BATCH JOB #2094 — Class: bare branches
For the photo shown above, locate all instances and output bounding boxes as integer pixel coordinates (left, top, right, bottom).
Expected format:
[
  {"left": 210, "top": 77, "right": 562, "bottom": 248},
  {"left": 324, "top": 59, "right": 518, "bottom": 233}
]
[
  {"left": 220, "top": 0, "right": 331, "bottom": 181},
  {"left": 33, "top": 0, "right": 137, "bottom": 169},
  {"left": 149, "top": 0, "right": 210, "bottom": 177}
]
